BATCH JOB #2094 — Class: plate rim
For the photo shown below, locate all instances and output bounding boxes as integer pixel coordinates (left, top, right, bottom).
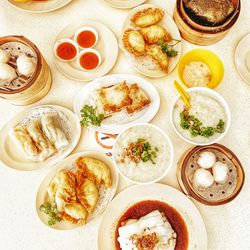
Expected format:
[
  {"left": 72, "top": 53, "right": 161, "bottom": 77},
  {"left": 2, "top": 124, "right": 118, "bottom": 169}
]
[{"left": 101, "top": 0, "right": 146, "bottom": 9}]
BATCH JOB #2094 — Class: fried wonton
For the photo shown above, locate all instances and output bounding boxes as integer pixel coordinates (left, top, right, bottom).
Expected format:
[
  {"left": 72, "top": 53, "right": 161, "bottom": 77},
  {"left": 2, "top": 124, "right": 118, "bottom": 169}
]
[
  {"left": 76, "top": 173, "right": 99, "bottom": 213},
  {"left": 126, "top": 84, "right": 151, "bottom": 114},
  {"left": 75, "top": 157, "right": 112, "bottom": 188},
  {"left": 147, "top": 45, "right": 169, "bottom": 71},
  {"left": 139, "top": 25, "right": 172, "bottom": 44},
  {"left": 131, "top": 8, "right": 164, "bottom": 28},
  {"left": 98, "top": 81, "right": 132, "bottom": 115},
  {"left": 122, "top": 29, "right": 146, "bottom": 56}
]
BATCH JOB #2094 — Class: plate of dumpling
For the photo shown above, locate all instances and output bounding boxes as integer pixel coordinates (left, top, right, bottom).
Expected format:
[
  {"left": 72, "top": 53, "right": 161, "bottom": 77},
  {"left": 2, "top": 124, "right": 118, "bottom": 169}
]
[
  {"left": 98, "top": 183, "right": 207, "bottom": 250},
  {"left": 121, "top": 4, "right": 182, "bottom": 78},
  {"left": 0, "top": 105, "right": 81, "bottom": 171},
  {"left": 36, "top": 151, "right": 118, "bottom": 229}
]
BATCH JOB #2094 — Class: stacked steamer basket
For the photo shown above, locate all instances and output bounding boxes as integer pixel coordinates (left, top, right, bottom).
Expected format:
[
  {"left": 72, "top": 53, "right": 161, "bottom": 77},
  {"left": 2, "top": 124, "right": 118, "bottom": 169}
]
[
  {"left": 0, "top": 36, "right": 52, "bottom": 105},
  {"left": 173, "top": 0, "right": 241, "bottom": 45}
]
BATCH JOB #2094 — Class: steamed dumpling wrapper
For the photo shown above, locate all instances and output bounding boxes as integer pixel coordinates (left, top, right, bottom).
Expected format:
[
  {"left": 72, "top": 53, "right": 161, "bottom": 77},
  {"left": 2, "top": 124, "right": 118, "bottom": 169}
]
[
  {"left": 41, "top": 114, "right": 69, "bottom": 150},
  {"left": 75, "top": 157, "right": 112, "bottom": 188}
]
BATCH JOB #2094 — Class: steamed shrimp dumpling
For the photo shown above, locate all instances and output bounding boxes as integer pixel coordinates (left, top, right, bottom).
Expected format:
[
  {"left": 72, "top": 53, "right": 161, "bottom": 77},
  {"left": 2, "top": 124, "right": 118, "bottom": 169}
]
[{"left": 122, "top": 29, "right": 146, "bottom": 56}]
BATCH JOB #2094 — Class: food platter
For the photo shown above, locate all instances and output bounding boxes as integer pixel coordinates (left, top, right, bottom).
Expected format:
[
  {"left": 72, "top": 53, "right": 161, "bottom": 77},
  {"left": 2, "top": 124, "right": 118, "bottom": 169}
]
[
  {"left": 121, "top": 4, "right": 182, "bottom": 78},
  {"left": 0, "top": 105, "right": 81, "bottom": 171},
  {"left": 36, "top": 151, "right": 119, "bottom": 230},
  {"left": 101, "top": 0, "right": 146, "bottom": 9},
  {"left": 73, "top": 74, "right": 160, "bottom": 134},
  {"left": 98, "top": 183, "right": 207, "bottom": 250},
  {"left": 53, "top": 19, "right": 118, "bottom": 81},
  {"left": 8, "top": 0, "right": 72, "bottom": 13}
]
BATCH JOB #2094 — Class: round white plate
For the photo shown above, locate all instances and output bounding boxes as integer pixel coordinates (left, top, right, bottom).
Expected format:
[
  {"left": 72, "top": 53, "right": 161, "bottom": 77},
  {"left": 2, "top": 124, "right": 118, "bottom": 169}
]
[
  {"left": 121, "top": 4, "right": 182, "bottom": 78},
  {"left": 0, "top": 105, "right": 81, "bottom": 171},
  {"left": 98, "top": 183, "right": 207, "bottom": 250},
  {"left": 36, "top": 151, "right": 119, "bottom": 230},
  {"left": 73, "top": 74, "right": 160, "bottom": 134},
  {"left": 101, "top": 0, "right": 146, "bottom": 9},
  {"left": 8, "top": 0, "right": 72, "bottom": 13},
  {"left": 235, "top": 33, "right": 250, "bottom": 85},
  {"left": 53, "top": 19, "right": 118, "bottom": 81}
]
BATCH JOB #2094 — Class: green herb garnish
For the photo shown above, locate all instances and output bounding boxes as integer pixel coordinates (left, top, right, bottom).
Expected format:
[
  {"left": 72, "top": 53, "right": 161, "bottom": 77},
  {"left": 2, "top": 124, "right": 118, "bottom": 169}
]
[
  {"left": 39, "top": 202, "right": 62, "bottom": 226},
  {"left": 126, "top": 138, "right": 158, "bottom": 164},
  {"left": 80, "top": 105, "right": 104, "bottom": 127},
  {"left": 180, "top": 108, "right": 225, "bottom": 138},
  {"left": 159, "top": 39, "right": 181, "bottom": 57}
]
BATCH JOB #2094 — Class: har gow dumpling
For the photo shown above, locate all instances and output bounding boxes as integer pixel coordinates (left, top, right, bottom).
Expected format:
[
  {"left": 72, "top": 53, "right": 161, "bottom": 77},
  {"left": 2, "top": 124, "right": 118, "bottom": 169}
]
[
  {"left": 0, "top": 63, "right": 17, "bottom": 82},
  {"left": 0, "top": 48, "right": 10, "bottom": 63},
  {"left": 16, "top": 54, "right": 35, "bottom": 76},
  {"left": 197, "top": 151, "right": 216, "bottom": 169},
  {"left": 212, "top": 162, "right": 229, "bottom": 184},
  {"left": 193, "top": 168, "right": 214, "bottom": 189}
]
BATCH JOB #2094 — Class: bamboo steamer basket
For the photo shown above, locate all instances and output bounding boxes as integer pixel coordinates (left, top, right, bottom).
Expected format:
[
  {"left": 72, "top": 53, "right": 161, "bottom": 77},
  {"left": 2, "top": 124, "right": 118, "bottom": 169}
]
[
  {"left": 177, "top": 144, "right": 245, "bottom": 205},
  {"left": 0, "top": 36, "right": 52, "bottom": 105},
  {"left": 173, "top": 0, "right": 241, "bottom": 46}
]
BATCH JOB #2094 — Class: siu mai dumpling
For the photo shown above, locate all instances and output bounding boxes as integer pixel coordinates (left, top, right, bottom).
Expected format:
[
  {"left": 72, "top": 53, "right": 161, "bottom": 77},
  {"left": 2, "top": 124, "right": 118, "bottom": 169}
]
[
  {"left": 122, "top": 29, "right": 146, "bottom": 56},
  {"left": 131, "top": 8, "right": 164, "bottom": 28},
  {"left": 75, "top": 157, "right": 112, "bottom": 188},
  {"left": 41, "top": 114, "right": 69, "bottom": 150},
  {"left": 26, "top": 120, "right": 56, "bottom": 161},
  {"left": 147, "top": 45, "right": 169, "bottom": 71},
  {"left": 12, "top": 125, "right": 38, "bottom": 158},
  {"left": 76, "top": 173, "right": 99, "bottom": 213},
  {"left": 139, "top": 25, "right": 172, "bottom": 44}
]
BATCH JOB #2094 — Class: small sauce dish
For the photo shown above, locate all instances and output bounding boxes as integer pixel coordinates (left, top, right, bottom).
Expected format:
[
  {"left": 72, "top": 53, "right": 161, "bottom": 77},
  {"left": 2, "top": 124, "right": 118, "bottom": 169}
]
[
  {"left": 74, "top": 26, "right": 98, "bottom": 49},
  {"left": 77, "top": 49, "right": 101, "bottom": 71}
]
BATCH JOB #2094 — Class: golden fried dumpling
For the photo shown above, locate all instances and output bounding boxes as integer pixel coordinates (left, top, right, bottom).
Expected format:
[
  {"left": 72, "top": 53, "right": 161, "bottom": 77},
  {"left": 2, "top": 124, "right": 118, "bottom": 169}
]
[
  {"left": 131, "top": 8, "right": 164, "bottom": 28},
  {"left": 122, "top": 29, "right": 146, "bottom": 56},
  {"left": 147, "top": 45, "right": 169, "bottom": 71},
  {"left": 62, "top": 202, "right": 88, "bottom": 225},
  {"left": 139, "top": 25, "right": 172, "bottom": 44},
  {"left": 76, "top": 157, "right": 112, "bottom": 188},
  {"left": 12, "top": 126, "right": 38, "bottom": 158},
  {"left": 76, "top": 173, "right": 99, "bottom": 213}
]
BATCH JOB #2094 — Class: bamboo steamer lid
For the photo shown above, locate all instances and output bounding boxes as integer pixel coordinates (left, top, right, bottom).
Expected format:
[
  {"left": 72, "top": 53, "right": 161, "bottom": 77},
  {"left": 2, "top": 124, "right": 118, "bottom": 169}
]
[{"left": 0, "top": 36, "right": 52, "bottom": 105}]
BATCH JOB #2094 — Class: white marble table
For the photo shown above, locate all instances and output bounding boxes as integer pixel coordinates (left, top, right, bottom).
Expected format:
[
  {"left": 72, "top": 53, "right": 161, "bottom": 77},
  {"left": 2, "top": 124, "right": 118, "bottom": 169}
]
[{"left": 0, "top": 0, "right": 250, "bottom": 249}]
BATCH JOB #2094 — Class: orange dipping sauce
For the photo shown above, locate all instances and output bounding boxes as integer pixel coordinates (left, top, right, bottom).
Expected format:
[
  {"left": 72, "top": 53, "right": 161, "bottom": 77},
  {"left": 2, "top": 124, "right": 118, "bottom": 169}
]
[
  {"left": 79, "top": 52, "right": 100, "bottom": 70},
  {"left": 77, "top": 30, "right": 96, "bottom": 48},
  {"left": 56, "top": 42, "right": 77, "bottom": 61}
]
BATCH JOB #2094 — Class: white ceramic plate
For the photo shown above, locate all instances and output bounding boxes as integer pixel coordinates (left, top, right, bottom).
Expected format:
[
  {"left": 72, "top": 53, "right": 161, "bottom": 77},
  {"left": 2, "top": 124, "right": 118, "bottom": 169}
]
[
  {"left": 8, "top": 0, "right": 72, "bottom": 13},
  {"left": 73, "top": 74, "right": 160, "bottom": 134},
  {"left": 121, "top": 4, "right": 182, "bottom": 78},
  {"left": 0, "top": 105, "right": 81, "bottom": 171},
  {"left": 171, "top": 87, "right": 231, "bottom": 146},
  {"left": 53, "top": 19, "right": 118, "bottom": 81},
  {"left": 101, "top": 0, "right": 146, "bottom": 9},
  {"left": 235, "top": 33, "right": 250, "bottom": 85},
  {"left": 113, "top": 123, "right": 174, "bottom": 184},
  {"left": 36, "top": 151, "right": 119, "bottom": 230},
  {"left": 98, "top": 183, "right": 207, "bottom": 250}
]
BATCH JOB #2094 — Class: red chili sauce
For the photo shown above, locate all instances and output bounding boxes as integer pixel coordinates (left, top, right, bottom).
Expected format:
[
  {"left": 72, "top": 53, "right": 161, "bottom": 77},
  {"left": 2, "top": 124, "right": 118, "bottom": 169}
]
[
  {"left": 56, "top": 42, "right": 77, "bottom": 61},
  {"left": 77, "top": 30, "right": 96, "bottom": 48},
  {"left": 115, "top": 200, "right": 189, "bottom": 250},
  {"left": 79, "top": 52, "right": 99, "bottom": 70}
]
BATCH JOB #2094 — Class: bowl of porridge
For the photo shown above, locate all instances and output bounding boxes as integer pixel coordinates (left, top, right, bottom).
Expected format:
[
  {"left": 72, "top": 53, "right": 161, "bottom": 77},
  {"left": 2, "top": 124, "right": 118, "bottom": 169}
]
[
  {"left": 113, "top": 123, "right": 174, "bottom": 184},
  {"left": 171, "top": 87, "right": 231, "bottom": 145}
]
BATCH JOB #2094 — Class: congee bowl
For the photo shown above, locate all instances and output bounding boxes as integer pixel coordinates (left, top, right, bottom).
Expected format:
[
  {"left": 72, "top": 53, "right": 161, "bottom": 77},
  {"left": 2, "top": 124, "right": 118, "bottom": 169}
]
[
  {"left": 178, "top": 49, "right": 224, "bottom": 89},
  {"left": 113, "top": 123, "right": 174, "bottom": 185},
  {"left": 171, "top": 87, "right": 231, "bottom": 146}
]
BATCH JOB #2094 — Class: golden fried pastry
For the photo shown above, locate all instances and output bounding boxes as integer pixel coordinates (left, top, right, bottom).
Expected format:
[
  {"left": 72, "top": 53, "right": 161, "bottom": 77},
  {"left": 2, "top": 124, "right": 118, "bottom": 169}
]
[
  {"left": 131, "top": 8, "right": 164, "bottom": 28},
  {"left": 122, "top": 29, "right": 146, "bottom": 56},
  {"left": 76, "top": 173, "right": 99, "bottom": 213},
  {"left": 139, "top": 25, "right": 172, "bottom": 44},
  {"left": 62, "top": 202, "right": 88, "bottom": 225},
  {"left": 75, "top": 157, "right": 112, "bottom": 188},
  {"left": 147, "top": 45, "right": 169, "bottom": 71}
]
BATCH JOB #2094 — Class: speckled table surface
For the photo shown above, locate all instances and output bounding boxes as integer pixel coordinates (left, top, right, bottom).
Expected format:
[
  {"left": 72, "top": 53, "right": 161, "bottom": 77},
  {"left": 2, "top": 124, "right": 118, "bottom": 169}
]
[{"left": 0, "top": 0, "right": 250, "bottom": 250}]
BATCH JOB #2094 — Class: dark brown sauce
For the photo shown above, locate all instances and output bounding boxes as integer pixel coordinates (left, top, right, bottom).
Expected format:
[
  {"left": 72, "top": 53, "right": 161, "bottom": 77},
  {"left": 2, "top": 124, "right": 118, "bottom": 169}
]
[{"left": 115, "top": 200, "right": 189, "bottom": 250}]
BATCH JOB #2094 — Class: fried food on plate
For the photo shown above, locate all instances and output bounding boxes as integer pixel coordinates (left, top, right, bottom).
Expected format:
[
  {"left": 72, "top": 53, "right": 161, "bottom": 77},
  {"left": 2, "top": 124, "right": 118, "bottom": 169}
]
[{"left": 147, "top": 45, "right": 169, "bottom": 71}]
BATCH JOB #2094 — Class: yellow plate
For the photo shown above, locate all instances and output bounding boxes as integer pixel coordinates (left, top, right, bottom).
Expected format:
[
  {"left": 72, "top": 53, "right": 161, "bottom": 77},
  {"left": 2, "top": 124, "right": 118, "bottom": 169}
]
[{"left": 178, "top": 49, "right": 224, "bottom": 89}]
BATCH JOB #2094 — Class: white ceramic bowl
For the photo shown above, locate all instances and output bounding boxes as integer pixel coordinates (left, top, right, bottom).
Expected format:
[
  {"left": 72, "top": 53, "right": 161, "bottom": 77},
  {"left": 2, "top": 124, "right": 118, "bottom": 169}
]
[
  {"left": 74, "top": 26, "right": 98, "bottom": 49},
  {"left": 113, "top": 123, "right": 174, "bottom": 185},
  {"left": 53, "top": 38, "right": 79, "bottom": 62},
  {"left": 77, "top": 48, "right": 102, "bottom": 71},
  {"left": 171, "top": 87, "right": 231, "bottom": 146}
]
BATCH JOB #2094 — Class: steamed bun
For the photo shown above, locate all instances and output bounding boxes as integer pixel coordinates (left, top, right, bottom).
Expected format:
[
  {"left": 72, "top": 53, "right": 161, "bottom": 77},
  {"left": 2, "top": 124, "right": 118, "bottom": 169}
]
[
  {"left": 212, "top": 162, "right": 228, "bottom": 184},
  {"left": 197, "top": 151, "right": 216, "bottom": 169},
  {"left": 193, "top": 168, "right": 214, "bottom": 189}
]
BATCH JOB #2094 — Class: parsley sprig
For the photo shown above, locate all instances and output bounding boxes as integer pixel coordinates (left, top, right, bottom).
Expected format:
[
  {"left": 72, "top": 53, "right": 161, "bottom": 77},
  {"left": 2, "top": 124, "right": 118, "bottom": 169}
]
[
  {"left": 39, "top": 202, "right": 62, "bottom": 226},
  {"left": 159, "top": 39, "right": 181, "bottom": 57},
  {"left": 80, "top": 105, "right": 104, "bottom": 127}
]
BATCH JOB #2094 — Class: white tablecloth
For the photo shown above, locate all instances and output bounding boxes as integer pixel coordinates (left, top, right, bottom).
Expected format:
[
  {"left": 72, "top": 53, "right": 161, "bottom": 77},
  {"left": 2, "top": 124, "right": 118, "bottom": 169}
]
[{"left": 0, "top": 0, "right": 250, "bottom": 249}]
